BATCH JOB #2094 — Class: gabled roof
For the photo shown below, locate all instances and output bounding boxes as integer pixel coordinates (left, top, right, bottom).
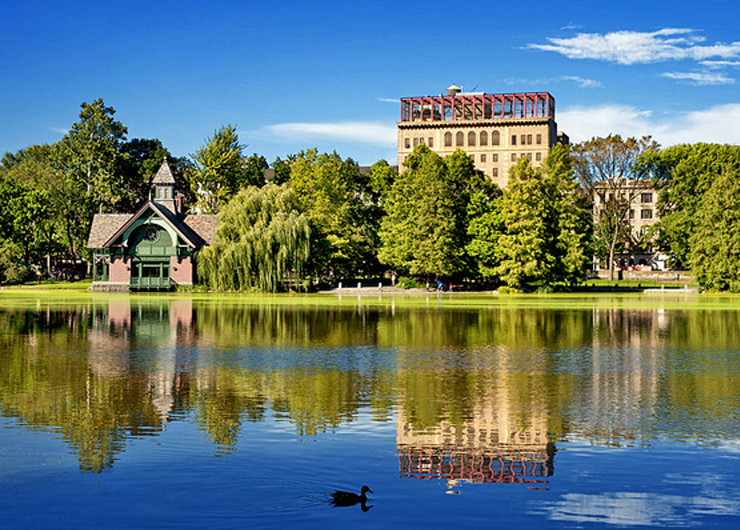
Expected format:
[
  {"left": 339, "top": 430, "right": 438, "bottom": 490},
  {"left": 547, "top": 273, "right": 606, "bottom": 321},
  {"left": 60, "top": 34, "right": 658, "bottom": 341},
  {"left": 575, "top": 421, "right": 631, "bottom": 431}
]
[
  {"left": 87, "top": 201, "right": 216, "bottom": 250},
  {"left": 87, "top": 214, "right": 133, "bottom": 248}
]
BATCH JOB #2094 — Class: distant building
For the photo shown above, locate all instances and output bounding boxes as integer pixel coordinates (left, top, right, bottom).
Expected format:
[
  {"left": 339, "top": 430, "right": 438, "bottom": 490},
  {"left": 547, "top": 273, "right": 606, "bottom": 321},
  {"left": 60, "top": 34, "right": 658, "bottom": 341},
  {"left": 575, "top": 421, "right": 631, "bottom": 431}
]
[
  {"left": 87, "top": 159, "right": 217, "bottom": 291},
  {"left": 592, "top": 178, "right": 665, "bottom": 271},
  {"left": 397, "top": 84, "right": 568, "bottom": 187}
]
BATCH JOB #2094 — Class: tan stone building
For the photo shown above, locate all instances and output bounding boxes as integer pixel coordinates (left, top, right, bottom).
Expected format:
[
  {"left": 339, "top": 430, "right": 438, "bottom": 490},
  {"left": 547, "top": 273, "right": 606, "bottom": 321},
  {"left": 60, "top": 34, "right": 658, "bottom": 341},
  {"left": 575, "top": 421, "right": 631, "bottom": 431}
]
[
  {"left": 592, "top": 178, "right": 665, "bottom": 270},
  {"left": 397, "top": 84, "right": 568, "bottom": 188}
]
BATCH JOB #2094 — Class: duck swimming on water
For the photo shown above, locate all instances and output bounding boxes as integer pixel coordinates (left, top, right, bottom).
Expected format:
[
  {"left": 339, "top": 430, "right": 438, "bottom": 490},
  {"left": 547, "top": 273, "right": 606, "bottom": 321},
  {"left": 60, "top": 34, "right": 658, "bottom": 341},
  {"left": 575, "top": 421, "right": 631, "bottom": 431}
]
[{"left": 330, "top": 485, "right": 373, "bottom": 507}]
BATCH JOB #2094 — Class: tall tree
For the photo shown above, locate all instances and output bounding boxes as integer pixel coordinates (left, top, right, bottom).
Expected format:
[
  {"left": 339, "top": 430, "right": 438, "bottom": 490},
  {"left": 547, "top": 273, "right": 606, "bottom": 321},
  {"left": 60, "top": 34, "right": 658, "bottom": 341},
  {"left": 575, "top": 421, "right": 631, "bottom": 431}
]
[
  {"left": 492, "top": 146, "right": 591, "bottom": 290},
  {"left": 55, "top": 99, "right": 128, "bottom": 258},
  {"left": 287, "top": 149, "right": 377, "bottom": 277},
  {"left": 198, "top": 184, "right": 311, "bottom": 292},
  {"left": 635, "top": 143, "right": 740, "bottom": 269},
  {"left": 188, "top": 125, "right": 245, "bottom": 214},
  {"left": 689, "top": 168, "right": 740, "bottom": 291},
  {"left": 572, "top": 134, "right": 657, "bottom": 280},
  {"left": 378, "top": 145, "right": 485, "bottom": 279}
]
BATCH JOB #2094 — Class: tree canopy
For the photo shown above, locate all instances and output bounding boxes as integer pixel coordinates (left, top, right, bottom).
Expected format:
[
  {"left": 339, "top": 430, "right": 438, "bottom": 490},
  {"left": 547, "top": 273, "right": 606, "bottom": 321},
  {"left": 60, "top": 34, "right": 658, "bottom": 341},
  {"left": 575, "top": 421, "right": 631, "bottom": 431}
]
[{"left": 198, "top": 184, "right": 312, "bottom": 292}]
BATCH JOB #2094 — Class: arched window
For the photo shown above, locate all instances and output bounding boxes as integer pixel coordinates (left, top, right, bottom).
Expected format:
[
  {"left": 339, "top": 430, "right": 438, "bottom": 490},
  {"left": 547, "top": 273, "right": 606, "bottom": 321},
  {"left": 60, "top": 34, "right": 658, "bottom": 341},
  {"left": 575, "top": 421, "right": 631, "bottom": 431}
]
[
  {"left": 444, "top": 132, "right": 452, "bottom": 147},
  {"left": 480, "top": 131, "right": 488, "bottom": 146},
  {"left": 492, "top": 130, "right": 500, "bottom": 145},
  {"left": 456, "top": 132, "right": 464, "bottom": 146},
  {"left": 468, "top": 131, "right": 476, "bottom": 146}
]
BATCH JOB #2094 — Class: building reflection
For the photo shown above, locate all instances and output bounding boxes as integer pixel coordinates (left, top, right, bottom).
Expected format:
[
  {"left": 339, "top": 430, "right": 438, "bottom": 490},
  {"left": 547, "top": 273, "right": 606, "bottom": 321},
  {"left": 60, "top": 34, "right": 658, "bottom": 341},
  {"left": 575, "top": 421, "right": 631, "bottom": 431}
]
[{"left": 396, "top": 348, "right": 555, "bottom": 486}]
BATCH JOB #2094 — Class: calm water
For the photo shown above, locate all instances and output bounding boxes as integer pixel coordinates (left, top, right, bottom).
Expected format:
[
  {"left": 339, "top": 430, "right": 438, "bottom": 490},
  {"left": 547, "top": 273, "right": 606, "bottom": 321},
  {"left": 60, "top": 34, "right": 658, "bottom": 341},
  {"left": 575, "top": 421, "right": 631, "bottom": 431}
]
[{"left": 1, "top": 292, "right": 739, "bottom": 529}]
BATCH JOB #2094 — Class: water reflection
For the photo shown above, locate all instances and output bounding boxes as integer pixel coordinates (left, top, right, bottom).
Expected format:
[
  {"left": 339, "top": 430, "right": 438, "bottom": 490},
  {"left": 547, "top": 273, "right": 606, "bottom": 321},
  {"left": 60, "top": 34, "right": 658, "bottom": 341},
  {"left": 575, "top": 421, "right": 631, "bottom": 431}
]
[{"left": 0, "top": 295, "right": 739, "bottom": 476}]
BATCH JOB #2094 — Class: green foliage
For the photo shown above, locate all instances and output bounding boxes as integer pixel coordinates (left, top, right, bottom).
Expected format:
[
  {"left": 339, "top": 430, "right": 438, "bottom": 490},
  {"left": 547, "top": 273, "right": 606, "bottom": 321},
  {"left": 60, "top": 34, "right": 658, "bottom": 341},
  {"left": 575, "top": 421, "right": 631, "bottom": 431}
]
[
  {"left": 198, "top": 184, "right": 311, "bottom": 292},
  {"left": 188, "top": 125, "right": 245, "bottom": 214},
  {"left": 689, "top": 169, "right": 740, "bottom": 291},
  {"left": 572, "top": 135, "right": 657, "bottom": 279},
  {"left": 55, "top": 99, "right": 129, "bottom": 258},
  {"left": 379, "top": 146, "right": 485, "bottom": 278},
  {"left": 287, "top": 149, "right": 379, "bottom": 277},
  {"left": 636, "top": 143, "right": 740, "bottom": 269},
  {"left": 494, "top": 146, "right": 592, "bottom": 290},
  {"left": 466, "top": 191, "right": 503, "bottom": 278},
  {"left": 116, "top": 139, "right": 191, "bottom": 211}
]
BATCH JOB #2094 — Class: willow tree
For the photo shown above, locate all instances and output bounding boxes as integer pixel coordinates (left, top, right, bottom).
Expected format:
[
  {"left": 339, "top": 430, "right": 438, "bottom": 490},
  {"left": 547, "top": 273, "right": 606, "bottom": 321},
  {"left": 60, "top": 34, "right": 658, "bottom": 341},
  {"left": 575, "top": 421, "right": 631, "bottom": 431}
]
[{"left": 198, "top": 184, "right": 311, "bottom": 291}]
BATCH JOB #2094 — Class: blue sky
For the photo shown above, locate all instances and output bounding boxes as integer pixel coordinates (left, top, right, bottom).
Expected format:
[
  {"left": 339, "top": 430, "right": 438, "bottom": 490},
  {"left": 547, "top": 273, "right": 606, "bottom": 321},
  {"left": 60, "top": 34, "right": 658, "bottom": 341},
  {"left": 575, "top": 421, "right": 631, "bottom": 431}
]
[{"left": 2, "top": 0, "right": 739, "bottom": 165}]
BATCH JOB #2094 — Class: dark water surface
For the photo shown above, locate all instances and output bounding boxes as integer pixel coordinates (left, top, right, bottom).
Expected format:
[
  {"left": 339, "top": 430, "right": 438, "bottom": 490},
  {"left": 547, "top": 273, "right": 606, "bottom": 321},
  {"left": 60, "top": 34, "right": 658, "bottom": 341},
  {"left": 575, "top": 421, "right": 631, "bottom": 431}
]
[{"left": 1, "top": 292, "right": 739, "bottom": 529}]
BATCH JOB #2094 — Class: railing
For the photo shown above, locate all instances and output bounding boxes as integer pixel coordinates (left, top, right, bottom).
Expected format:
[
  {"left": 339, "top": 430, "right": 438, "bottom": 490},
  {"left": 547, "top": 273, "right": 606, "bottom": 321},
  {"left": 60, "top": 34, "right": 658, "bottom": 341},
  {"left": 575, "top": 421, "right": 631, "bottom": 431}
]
[{"left": 129, "top": 277, "right": 172, "bottom": 290}]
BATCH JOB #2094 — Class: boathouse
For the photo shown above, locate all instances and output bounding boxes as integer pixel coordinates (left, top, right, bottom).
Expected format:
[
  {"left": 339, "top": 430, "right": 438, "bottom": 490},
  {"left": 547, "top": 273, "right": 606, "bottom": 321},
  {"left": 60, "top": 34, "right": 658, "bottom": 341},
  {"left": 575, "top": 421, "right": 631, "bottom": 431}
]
[{"left": 87, "top": 159, "right": 217, "bottom": 291}]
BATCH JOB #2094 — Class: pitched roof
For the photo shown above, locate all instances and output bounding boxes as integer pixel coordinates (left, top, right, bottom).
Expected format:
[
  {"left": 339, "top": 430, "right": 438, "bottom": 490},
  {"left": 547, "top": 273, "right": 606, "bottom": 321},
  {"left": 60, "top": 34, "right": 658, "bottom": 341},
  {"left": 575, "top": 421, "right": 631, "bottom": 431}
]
[
  {"left": 152, "top": 158, "right": 176, "bottom": 184},
  {"left": 184, "top": 214, "right": 218, "bottom": 245},
  {"left": 87, "top": 214, "right": 133, "bottom": 248},
  {"left": 87, "top": 202, "right": 217, "bottom": 249}
]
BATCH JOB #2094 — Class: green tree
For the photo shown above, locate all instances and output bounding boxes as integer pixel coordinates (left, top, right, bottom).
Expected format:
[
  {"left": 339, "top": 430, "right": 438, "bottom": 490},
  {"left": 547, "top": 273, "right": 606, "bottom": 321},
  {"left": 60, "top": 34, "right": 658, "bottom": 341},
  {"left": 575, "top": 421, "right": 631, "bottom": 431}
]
[
  {"left": 188, "top": 125, "right": 245, "bottom": 214},
  {"left": 379, "top": 146, "right": 485, "bottom": 278},
  {"left": 55, "top": 99, "right": 128, "bottom": 258},
  {"left": 635, "top": 143, "right": 740, "bottom": 269},
  {"left": 573, "top": 134, "right": 657, "bottom": 280},
  {"left": 287, "top": 149, "right": 377, "bottom": 277},
  {"left": 494, "top": 146, "right": 591, "bottom": 290},
  {"left": 688, "top": 168, "right": 740, "bottom": 291},
  {"left": 0, "top": 144, "right": 62, "bottom": 274},
  {"left": 198, "top": 184, "right": 311, "bottom": 292}
]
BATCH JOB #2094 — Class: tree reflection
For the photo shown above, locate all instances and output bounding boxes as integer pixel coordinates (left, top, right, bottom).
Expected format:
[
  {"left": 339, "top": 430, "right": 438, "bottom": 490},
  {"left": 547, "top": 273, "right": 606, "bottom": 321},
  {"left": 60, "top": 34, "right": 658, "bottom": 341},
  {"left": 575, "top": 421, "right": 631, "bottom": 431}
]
[{"left": 0, "top": 295, "right": 739, "bottom": 472}]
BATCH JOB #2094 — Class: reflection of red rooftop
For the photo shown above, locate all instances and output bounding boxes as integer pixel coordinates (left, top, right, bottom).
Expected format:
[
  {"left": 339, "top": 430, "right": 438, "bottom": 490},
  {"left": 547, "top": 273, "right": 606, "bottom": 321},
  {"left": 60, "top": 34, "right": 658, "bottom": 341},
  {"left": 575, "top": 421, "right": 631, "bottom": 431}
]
[{"left": 398, "top": 445, "right": 554, "bottom": 484}]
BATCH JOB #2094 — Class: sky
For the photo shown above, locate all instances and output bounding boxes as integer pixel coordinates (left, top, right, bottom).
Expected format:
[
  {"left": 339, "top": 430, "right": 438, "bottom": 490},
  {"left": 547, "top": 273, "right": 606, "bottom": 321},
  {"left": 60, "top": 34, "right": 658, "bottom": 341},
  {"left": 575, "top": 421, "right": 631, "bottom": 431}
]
[{"left": 2, "top": 0, "right": 740, "bottom": 166}]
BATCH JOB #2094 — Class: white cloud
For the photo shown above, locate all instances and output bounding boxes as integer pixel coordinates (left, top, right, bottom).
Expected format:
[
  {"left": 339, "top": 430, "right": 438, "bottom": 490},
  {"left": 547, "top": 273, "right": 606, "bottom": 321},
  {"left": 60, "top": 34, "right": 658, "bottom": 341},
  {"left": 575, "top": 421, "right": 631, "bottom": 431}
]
[
  {"left": 48, "top": 126, "right": 69, "bottom": 135},
  {"left": 503, "top": 75, "right": 602, "bottom": 89},
  {"left": 538, "top": 491, "right": 740, "bottom": 526},
  {"left": 661, "top": 70, "right": 735, "bottom": 85},
  {"left": 558, "top": 103, "right": 740, "bottom": 146},
  {"left": 528, "top": 28, "right": 740, "bottom": 65},
  {"left": 376, "top": 97, "right": 400, "bottom": 103},
  {"left": 259, "top": 121, "right": 396, "bottom": 146}
]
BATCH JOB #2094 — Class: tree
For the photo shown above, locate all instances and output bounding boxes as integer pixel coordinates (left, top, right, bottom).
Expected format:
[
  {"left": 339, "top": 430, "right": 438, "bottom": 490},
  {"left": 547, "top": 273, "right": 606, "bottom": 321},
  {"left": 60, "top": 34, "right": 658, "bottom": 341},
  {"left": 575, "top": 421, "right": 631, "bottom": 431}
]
[
  {"left": 188, "top": 125, "right": 245, "bottom": 214},
  {"left": 492, "top": 146, "right": 591, "bottom": 290},
  {"left": 635, "top": 143, "right": 740, "bottom": 269},
  {"left": 198, "top": 184, "right": 311, "bottom": 292},
  {"left": 55, "top": 99, "right": 128, "bottom": 259},
  {"left": 572, "top": 135, "right": 657, "bottom": 280},
  {"left": 1, "top": 144, "right": 62, "bottom": 275},
  {"left": 378, "top": 145, "right": 485, "bottom": 279},
  {"left": 287, "top": 149, "right": 377, "bottom": 277},
  {"left": 688, "top": 168, "right": 740, "bottom": 291}
]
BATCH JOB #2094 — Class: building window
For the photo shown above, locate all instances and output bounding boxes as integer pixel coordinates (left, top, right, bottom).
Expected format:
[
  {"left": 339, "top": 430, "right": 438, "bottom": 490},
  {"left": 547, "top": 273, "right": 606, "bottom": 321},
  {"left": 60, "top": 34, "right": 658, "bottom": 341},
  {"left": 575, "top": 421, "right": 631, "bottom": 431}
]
[
  {"left": 492, "top": 168, "right": 499, "bottom": 177},
  {"left": 527, "top": 134, "right": 532, "bottom": 145},
  {"left": 480, "top": 131, "right": 488, "bottom": 146},
  {"left": 492, "top": 154, "right": 499, "bottom": 162},
  {"left": 444, "top": 132, "right": 452, "bottom": 147},
  {"left": 413, "top": 137, "right": 419, "bottom": 147},
  {"left": 404, "top": 138, "right": 410, "bottom": 149},
  {"left": 526, "top": 153, "right": 532, "bottom": 161},
  {"left": 492, "top": 130, "right": 500, "bottom": 145},
  {"left": 520, "top": 134, "right": 526, "bottom": 145},
  {"left": 535, "top": 152, "right": 541, "bottom": 161},
  {"left": 428, "top": 137, "right": 433, "bottom": 147},
  {"left": 641, "top": 209, "right": 653, "bottom": 219},
  {"left": 511, "top": 135, "right": 517, "bottom": 146},
  {"left": 629, "top": 209, "right": 635, "bottom": 219},
  {"left": 456, "top": 132, "right": 464, "bottom": 146},
  {"left": 468, "top": 131, "right": 476, "bottom": 146},
  {"left": 510, "top": 153, "right": 517, "bottom": 162},
  {"left": 536, "top": 134, "right": 542, "bottom": 145},
  {"left": 641, "top": 192, "right": 653, "bottom": 203},
  {"left": 480, "top": 154, "right": 487, "bottom": 163}
]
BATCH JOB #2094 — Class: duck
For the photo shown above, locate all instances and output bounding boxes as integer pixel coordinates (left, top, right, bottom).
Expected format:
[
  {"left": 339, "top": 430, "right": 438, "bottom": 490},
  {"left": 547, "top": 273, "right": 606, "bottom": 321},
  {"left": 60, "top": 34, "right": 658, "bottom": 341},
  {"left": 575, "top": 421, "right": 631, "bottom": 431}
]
[{"left": 330, "top": 485, "right": 373, "bottom": 507}]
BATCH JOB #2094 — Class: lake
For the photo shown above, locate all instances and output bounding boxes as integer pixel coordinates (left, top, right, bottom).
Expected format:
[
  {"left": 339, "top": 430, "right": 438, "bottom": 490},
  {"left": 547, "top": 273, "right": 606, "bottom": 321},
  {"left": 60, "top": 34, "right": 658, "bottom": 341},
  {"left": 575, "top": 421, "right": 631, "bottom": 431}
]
[{"left": 0, "top": 291, "right": 739, "bottom": 529}]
